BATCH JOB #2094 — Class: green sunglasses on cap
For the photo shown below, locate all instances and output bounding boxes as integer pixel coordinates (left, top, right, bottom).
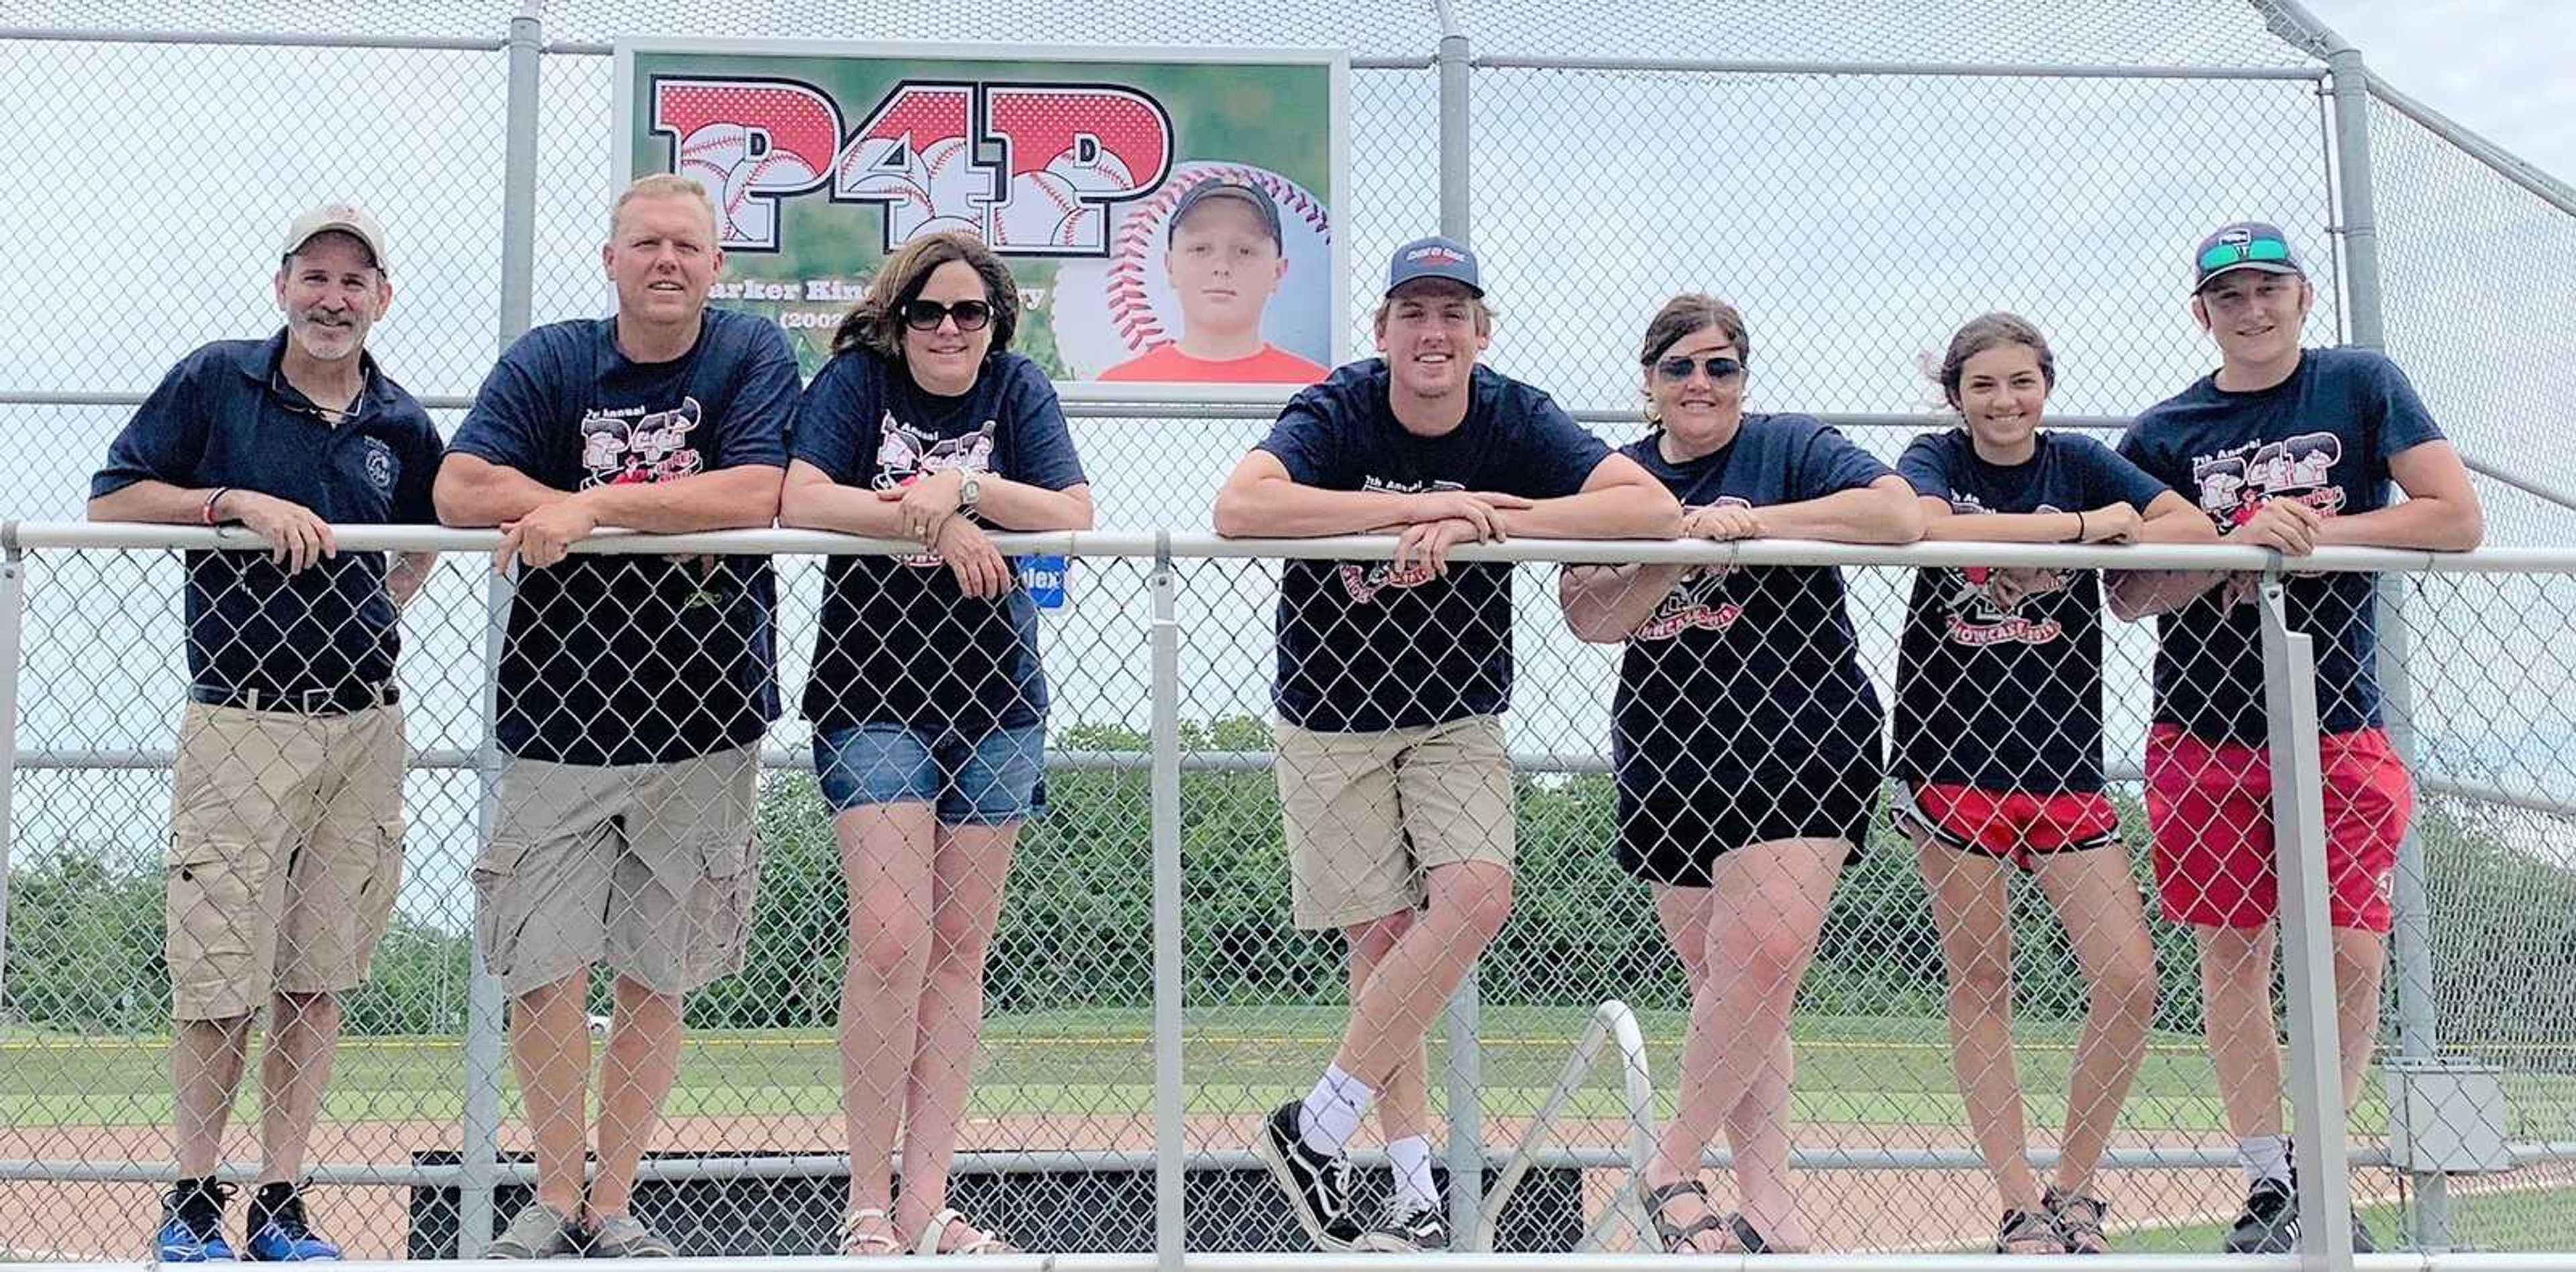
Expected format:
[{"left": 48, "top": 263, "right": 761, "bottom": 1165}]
[{"left": 2198, "top": 235, "right": 2294, "bottom": 272}]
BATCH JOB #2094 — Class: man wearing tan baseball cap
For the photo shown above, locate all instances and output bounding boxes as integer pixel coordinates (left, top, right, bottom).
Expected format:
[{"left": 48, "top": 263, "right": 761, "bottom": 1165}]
[
  {"left": 91, "top": 202, "right": 441, "bottom": 1261},
  {"left": 280, "top": 203, "right": 391, "bottom": 274}
]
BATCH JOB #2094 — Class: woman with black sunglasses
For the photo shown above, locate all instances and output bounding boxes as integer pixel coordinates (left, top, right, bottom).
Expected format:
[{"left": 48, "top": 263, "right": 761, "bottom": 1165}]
[
  {"left": 780, "top": 230, "right": 1094, "bottom": 1257},
  {"left": 1559, "top": 294, "right": 1921, "bottom": 1254}
]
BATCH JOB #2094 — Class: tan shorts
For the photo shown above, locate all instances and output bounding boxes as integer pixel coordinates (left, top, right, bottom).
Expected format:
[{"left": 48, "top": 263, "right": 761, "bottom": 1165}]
[
  {"left": 1276, "top": 714, "right": 1515, "bottom": 930},
  {"left": 474, "top": 746, "right": 761, "bottom": 998},
  {"left": 164, "top": 702, "right": 407, "bottom": 1022}
]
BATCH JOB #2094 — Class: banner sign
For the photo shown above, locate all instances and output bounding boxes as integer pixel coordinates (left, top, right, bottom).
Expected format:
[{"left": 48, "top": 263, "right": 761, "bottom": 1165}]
[{"left": 615, "top": 40, "right": 1350, "bottom": 387}]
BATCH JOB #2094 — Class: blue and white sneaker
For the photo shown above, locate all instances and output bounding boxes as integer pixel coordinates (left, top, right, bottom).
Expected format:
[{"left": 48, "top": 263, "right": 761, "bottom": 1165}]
[
  {"left": 155, "top": 1180, "right": 238, "bottom": 1262},
  {"left": 245, "top": 1185, "right": 341, "bottom": 1261}
]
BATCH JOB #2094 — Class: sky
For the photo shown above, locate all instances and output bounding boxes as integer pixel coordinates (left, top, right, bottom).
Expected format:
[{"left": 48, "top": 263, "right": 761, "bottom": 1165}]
[{"left": 2317, "top": 0, "right": 2576, "bottom": 184}]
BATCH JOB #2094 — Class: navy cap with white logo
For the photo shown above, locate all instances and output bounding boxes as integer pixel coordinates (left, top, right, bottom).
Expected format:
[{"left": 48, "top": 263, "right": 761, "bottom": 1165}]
[{"left": 1385, "top": 235, "right": 1482, "bottom": 297}]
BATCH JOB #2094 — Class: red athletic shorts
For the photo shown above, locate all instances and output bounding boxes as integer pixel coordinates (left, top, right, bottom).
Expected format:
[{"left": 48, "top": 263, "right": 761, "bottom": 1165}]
[
  {"left": 1896, "top": 782, "right": 2122, "bottom": 871},
  {"left": 2144, "top": 724, "right": 2414, "bottom": 933}
]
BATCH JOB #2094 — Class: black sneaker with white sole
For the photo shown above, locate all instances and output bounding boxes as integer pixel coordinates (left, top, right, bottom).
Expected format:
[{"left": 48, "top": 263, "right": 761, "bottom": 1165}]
[
  {"left": 1359, "top": 1197, "right": 1449, "bottom": 1253},
  {"left": 1255, "top": 1102, "right": 1364, "bottom": 1251},
  {"left": 2222, "top": 1179, "right": 2298, "bottom": 1255}
]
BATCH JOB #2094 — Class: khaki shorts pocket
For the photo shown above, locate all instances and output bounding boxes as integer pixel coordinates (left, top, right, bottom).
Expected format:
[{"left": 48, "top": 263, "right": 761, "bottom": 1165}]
[
  {"left": 353, "top": 818, "right": 407, "bottom": 967},
  {"left": 165, "top": 836, "right": 258, "bottom": 1005},
  {"left": 471, "top": 837, "right": 534, "bottom": 979},
  {"left": 688, "top": 834, "right": 761, "bottom": 984}
]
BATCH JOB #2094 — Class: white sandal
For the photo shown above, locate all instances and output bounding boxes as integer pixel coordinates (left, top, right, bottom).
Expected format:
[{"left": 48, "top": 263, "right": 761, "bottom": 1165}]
[
  {"left": 915, "top": 1208, "right": 1018, "bottom": 1255},
  {"left": 839, "top": 1206, "right": 905, "bottom": 1256}
]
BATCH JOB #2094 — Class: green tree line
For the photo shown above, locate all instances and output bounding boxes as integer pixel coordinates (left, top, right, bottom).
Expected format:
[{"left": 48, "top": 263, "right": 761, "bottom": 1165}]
[{"left": 5, "top": 717, "right": 2566, "bottom": 1055}]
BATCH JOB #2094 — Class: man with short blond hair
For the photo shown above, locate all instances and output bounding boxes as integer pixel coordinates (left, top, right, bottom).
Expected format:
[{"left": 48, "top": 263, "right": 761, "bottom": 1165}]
[
  {"left": 93, "top": 203, "right": 441, "bottom": 1263},
  {"left": 435, "top": 174, "right": 798, "bottom": 1259}
]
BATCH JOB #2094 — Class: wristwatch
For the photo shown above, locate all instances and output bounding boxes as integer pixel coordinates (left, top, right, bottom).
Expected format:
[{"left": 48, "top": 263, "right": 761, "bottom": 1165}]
[{"left": 957, "top": 472, "right": 983, "bottom": 513}]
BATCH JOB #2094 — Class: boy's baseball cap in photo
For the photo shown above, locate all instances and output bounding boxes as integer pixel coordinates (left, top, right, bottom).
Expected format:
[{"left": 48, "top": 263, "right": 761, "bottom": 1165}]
[{"left": 1167, "top": 177, "right": 1284, "bottom": 250}]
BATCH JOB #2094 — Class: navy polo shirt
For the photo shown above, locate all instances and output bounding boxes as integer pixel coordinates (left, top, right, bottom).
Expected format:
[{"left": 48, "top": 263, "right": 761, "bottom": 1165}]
[{"left": 91, "top": 331, "right": 443, "bottom": 699}]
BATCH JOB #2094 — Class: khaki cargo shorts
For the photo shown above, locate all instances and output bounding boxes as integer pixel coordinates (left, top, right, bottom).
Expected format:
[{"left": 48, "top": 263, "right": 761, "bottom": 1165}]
[
  {"left": 473, "top": 745, "right": 762, "bottom": 998},
  {"left": 164, "top": 702, "right": 407, "bottom": 1022},
  {"left": 1275, "top": 714, "right": 1515, "bottom": 931}
]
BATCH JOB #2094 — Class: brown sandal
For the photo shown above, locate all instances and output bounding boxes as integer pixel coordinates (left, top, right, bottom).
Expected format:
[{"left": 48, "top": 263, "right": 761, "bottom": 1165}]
[
  {"left": 1637, "top": 1179, "right": 1731, "bottom": 1254},
  {"left": 1995, "top": 1208, "right": 2065, "bottom": 1255},
  {"left": 2046, "top": 1185, "right": 2110, "bottom": 1255}
]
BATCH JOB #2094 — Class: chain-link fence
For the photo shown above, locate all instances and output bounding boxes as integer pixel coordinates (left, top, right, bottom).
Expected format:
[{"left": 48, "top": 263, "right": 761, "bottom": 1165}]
[
  {"left": 0, "top": 527, "right": 2569, "bottom": 1264},
  {"left": 8, "top": 0, "right": 2576, "bottom": 1265},
  {"left": 7, "top": 2, "right": 2569, "bottom": 534}
]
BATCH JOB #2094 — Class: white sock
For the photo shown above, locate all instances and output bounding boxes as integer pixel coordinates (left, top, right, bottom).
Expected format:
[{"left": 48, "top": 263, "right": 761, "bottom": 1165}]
[
  {"left": 1299, "top": 1063, "right": 1375, "bottom": 1157},
  {"left": 1388, "top": 1136, "right": 1440, "bottom": 1209},
  {"left": 2238, "top": 1134, "right": 2292, "bottom": 1187}
]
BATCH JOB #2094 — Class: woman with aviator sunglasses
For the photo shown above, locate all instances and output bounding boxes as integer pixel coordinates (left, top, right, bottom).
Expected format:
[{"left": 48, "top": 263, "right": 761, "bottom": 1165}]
[
  {"left": 1560, "top": 294, "right": 1921, "bottom": 1254},
  {"left": 780, "top": 231, "right": 1094, "bottom": 1257}
]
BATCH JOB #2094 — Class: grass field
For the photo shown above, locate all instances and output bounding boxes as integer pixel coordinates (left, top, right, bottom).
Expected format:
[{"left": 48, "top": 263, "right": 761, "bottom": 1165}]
[
  {"left": 15, "top": 1003, "right": 2576, "bottom": 1137},
  {"left": 8, "top": 1005, "right": 2576, "bottom": 1253}
]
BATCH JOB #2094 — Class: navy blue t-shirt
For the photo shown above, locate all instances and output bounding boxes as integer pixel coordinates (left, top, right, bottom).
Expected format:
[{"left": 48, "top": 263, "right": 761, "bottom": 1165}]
[
  {"left": 92, "top": 333, "right": 442, "bottom": 699},
  {"left": 1613, "top": 414, "right": 1890, "bottom": 792},
  {"left": 2118, "top": 347, "right": 2445, "bottom": 743},
  {"left": 1892, "top": 429, "right": 2173, "bottom": 792},
  {"left": 792, "top": 350, "right": 1087, "bottom": 735},
  {"left": 1257, "top": 360, "right": 1610, "bottom": 733},
  {"left": 447, "top": 310, "right": 798, "bottom": 766}
]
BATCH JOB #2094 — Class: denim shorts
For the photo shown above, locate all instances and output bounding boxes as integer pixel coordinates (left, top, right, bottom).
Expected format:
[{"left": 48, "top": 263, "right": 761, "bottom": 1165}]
[{"left": 813, "top": 722, "right": 1049, "bottom": 826}]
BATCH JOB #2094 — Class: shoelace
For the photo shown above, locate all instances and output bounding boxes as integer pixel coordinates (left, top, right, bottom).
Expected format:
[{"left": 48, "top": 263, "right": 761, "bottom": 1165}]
[
  {"left": 173, "top": 1181, "right": 237, "bottom": 1235},
  {"left": 1383, "top": 1199, "right": 1441, "bottom": 1230},
  {"left": 260, "top": 1193, "right": 318, "bottom": 1240},
  {"left": 1320, "top": 1156, "right": 1354, "bottom": 1221}
]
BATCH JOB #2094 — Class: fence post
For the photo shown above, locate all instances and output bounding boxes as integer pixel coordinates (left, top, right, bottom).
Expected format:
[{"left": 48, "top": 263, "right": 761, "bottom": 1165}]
[
  {"left": 1149, "top": 539, "right": 1185, "bottom": 1271},
  {"left": 1434, "top": 13, "right": 1487, "bottom": 1251},
  {"left": 460, "top": 5, "right": 544, "bottom": 1254},
  {"left": 2259, "top": 572, "right": 2357, "bottom": 1272},
  {"left": 0, "top": 535, "right": 24, "bottom": 1010},
  {"left": 2324, "top": 31, "right": 2450, "bottom": 1249},
  {"left": 458, "top": 573, "right": 514, "bottom": 1257},
  {"left": 498, "top": 0, "right": 544, "bottom": 343}
]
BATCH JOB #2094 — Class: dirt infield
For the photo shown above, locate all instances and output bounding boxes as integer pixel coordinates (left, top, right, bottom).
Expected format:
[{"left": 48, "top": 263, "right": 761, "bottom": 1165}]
[{"left": 0, "top": 1113, "right": 2284, "bottom": 1259}]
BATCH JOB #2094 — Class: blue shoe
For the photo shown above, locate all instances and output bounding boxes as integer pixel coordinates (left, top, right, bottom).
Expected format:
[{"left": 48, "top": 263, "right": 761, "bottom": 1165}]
[
  {"left": 156, "top": 1180, "right": 238, "bottom": 1262},
  {"left": 245, "top": 1186, "right": 341, "bottom": 1261}
]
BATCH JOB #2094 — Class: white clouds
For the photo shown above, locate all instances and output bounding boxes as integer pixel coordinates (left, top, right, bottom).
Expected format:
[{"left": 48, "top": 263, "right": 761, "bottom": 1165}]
[{"left": 2313, "top": 0, "right": 2576, "bottom": 182}]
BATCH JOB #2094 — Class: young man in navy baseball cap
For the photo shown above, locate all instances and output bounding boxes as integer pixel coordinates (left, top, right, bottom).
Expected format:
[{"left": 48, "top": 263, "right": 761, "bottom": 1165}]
[
  {"left": 1218, "top": 234, "right": 1678, "bottom": 1253},
  {"left": 2116, "top": 219, "right": 2483, "bottom": 1255}
]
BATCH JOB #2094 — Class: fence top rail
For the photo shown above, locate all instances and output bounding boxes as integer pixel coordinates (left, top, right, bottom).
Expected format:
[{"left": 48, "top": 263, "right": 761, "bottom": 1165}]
[
  {"left": 1466, "top": 55, "right": 2326, "bottom": 81},
  {"left": 4, "top": 521, "right": 2565, "bottom": 575},
  {"left": 41, "top": 1254, "right": 2504, "bottom": 1272},
  {"left": 2365, "top": 70, "right": 2576, "bottom": 219},
  {"left": 0, "top": 25, "right": 507, "bottom": 51}
]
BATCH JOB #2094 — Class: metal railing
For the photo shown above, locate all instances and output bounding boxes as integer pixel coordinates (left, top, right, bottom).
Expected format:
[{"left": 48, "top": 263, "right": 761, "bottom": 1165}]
[{"left": 4, "top": 524, "right": 2575, "bottom": 1269}]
